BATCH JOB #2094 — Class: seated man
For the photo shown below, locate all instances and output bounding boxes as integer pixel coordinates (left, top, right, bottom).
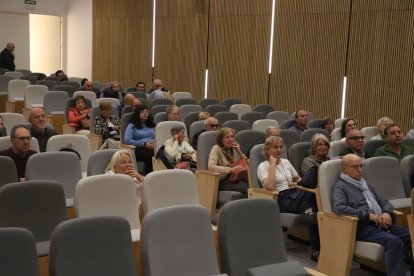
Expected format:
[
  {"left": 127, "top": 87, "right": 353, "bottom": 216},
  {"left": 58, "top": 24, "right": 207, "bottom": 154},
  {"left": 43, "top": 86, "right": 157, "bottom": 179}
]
[
  {"left": 265, "top": 126, "right": 280, "bottom": 138},
  {"left": 333, "top": 154, "right": 413, "bottom": 276},
  {"left": 374, "top": 124, "right": 413, "bottom": 162},
  {"left": 191, "top": 117, "right": 219, "bottom": 149},
  {"left": 28, "top": 108, "right": 57, "bottom": 152},
  {"left": 81, "top": 80, "right": 101, "bottom": 98},
  {"left": 136, "top": 81, "right": 146, "bottom": 93},
  {"left": 0, "top": 125, "right": 37, "bottom": 179},
  {"left": 289, "top": 109, "right": 308, "bottom": 132},
  {"left": 148, "top": 79, "right": 169, "bottom": 99},
  {"left": 118, "top": 93, "right": 136, "bottom": 117},
  {"left": 371, "top": 117, "right": 393, "bottom": 140},
  {"left": 340, "top": 128, "right": 370, "bottom": 159}
]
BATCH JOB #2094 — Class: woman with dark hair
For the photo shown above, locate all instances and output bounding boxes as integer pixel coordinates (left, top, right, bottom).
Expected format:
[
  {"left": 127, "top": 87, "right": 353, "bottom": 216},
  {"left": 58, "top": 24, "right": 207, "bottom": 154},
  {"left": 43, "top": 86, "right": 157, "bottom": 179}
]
[
  {"left": 69, "top": 95, "right": 91, "bottom": 133},
  {"left": 340, "top": 118, "right": 358, "bottom": 139},
  {"left": 124, "top": 105, "right": 155, "bottom": 174},
  {"left": 321, "top": 116, "right": 334, "bottom": 135}
]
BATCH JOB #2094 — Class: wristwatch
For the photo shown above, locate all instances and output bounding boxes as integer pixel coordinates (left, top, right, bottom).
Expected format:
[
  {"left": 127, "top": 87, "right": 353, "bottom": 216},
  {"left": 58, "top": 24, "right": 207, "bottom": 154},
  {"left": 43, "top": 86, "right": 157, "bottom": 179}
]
[{"left": 143, "top": 142, "right": 147, "bottom": 148}]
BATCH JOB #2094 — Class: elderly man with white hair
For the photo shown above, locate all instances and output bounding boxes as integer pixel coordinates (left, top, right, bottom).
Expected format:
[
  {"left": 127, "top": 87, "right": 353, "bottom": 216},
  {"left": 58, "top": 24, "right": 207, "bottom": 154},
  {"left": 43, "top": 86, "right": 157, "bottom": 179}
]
[{"left": 371, "top": 117, "right": 393, "bottom": 140}]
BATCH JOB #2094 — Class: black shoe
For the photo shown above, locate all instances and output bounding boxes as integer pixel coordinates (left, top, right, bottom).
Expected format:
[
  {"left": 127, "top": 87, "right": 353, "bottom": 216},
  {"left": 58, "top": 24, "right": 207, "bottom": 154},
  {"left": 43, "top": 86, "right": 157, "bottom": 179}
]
[{"left": 310, "top": 250, "right": 319, "bottom": 262}]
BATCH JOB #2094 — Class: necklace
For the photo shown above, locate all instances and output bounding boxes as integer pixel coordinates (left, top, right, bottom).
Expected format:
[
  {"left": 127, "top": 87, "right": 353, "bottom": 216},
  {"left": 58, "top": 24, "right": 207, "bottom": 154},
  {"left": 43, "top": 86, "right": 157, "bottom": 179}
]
[{"left": 275, "top": 161, "right": 291, "bottom": 184}]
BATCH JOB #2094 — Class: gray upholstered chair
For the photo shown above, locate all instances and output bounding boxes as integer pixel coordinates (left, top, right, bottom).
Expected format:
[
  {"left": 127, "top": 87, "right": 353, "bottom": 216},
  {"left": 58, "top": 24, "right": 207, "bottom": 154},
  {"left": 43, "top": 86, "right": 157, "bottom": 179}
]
[
  {"left": 53, "top": 84, "right": 76, "bottom": 98},
  {"left": 205, "top": 104, "right": 228, "bottom": 116},
  {"left": 222, "top": 120, "right": 251, "bottom": 134},
  {"left": 280, "top": 118, "right": 296, "bottom": 129},
  {"left": 251, "top": 119, "right": 279, "bottom": 132},
  {"left": 174, "top": 97, "right": 196, "bottom": 107},
  {"left": 229, "top": 103, "right": 252, "bottom": 119},
  {"left": 199, "top": 98, "right": 220, "bottom": 110},
  {"left": 363, "top": 139, "right": 385, "bottom": 157},
  {"left": 279, "top": 129, "right": 301, "bottom": 155},
  {"left": 240, "top": 111, "right": 265, "bottom": 126},
  {"left": 328, "top": 140, "right": 347, "bottom": 158},
  {"left": 289, "top": 141, "right": 311, "bottom": 176},
  {"left": 253, "top": 104, "right": 274, "bottom": 116},
  {"left": 266, "top": 111, "right": 290, "bottom": 126},
  {"left": 300, "top": 128, "right": 330, "bottom": 142},
  {"left": 179, "top": 104, "right": 202, "bottom": 121},
  {"left": 361, "top": 126, "right": 379, "bottom": 140},
  {"left": 221, "top": 98, "right": 242, "bottom": 109},
  {"left": 235, "top": 129, "right": 265, "bottom": 158},
  {"left": 214, "top": 111, "right": 238, "bottom": 125},
  {"left": 401, "top": 154, "right": 414, "bottom": 197},
  {"left": 0, "top": 156, "right": 18, "bottom": 187}
]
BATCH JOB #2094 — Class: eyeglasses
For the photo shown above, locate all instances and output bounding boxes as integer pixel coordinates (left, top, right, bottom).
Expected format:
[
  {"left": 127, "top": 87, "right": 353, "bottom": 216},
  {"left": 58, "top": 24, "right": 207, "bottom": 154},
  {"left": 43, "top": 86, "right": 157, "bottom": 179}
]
[
  {"left": 119, "top": 160, "right": 134, "bottom": 166},
  {"left": 15, "top": 136, "right": 31, "bottom": 142},
  {"left": 348, "top": 136, "right": 365, "bottom": 141},
  {"left": 207, "top": 124, "right": 220, "bottom": 128},
  {"left": 344, "top": 164, "right": 365, "bottom": 170}
]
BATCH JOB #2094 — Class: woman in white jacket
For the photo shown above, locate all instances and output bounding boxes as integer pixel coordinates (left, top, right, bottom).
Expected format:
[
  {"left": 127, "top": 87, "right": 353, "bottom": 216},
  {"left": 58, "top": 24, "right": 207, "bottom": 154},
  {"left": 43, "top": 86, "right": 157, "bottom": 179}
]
[{"left": 164, "top": 124, "right": 197, "bottom": 165}]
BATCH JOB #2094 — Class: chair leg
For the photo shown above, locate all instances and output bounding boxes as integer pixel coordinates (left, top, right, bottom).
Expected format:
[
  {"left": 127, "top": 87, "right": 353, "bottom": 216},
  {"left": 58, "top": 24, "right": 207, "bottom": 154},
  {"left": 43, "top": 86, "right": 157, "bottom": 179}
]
[
  {"left": 39, "top": 255, "right": 49, "bottom": 276},
  {"left": 133, "top": 241, "right": 143, "bottom": 276}
]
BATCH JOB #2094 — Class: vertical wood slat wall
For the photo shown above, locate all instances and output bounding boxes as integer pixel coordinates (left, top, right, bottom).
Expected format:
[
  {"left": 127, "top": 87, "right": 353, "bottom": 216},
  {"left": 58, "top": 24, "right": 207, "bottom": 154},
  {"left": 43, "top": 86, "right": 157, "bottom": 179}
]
[{"left": 93, "top": 0, "right": 414, "bottom": 131}]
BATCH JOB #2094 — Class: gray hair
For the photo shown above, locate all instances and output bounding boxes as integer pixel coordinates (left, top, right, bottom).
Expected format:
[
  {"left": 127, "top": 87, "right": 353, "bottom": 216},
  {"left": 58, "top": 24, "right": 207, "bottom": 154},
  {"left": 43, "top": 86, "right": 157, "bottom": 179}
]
[
  {"left": 310, "top": 133, "right": 330, "bottom": 155},
  {"left": 376, "top": 117, "right": 393, "bottom": 128},
  {"left": 170, "top": 124, "right": 185, "bottom": 135},
  {"left": 105, "top": 150, "right": 135, "bottom": 172},
  {"left": 265, "top": 126, "right": 278, "bottom": 137}
]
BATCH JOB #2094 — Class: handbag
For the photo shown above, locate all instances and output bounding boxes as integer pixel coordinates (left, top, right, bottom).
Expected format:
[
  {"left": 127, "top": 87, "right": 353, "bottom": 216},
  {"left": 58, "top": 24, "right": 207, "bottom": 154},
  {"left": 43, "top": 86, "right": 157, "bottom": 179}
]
[{"left": 228, "top": 159, "right": 249, "bottom": 182}]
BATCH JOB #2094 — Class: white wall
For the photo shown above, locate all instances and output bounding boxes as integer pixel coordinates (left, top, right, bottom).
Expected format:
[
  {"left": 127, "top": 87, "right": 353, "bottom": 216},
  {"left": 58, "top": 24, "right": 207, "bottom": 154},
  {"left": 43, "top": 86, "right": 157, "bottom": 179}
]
[{"left": 0, "top": 0, "right": 92, "bottom": 78}]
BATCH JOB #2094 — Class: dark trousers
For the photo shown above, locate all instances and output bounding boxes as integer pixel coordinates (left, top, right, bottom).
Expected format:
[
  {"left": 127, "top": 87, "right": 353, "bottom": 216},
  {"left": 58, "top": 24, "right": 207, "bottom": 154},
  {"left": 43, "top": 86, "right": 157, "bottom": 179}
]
[
  {"left": 356, "top": 222, "right": 413, "bottom": 276},
  {"left": 134, "top": 147, "right": 154, "bottom": 175},
  {"left": 278, "top": 189, "right": 320, "bottom": 250},
  {"left": 218, "top": 178, "right": 248, "bottom": 195}
]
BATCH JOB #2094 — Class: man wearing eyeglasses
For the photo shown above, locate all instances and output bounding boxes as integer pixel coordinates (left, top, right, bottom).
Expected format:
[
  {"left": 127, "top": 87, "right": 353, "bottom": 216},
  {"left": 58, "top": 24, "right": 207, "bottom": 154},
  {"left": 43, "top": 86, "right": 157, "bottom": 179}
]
[
  {"left": 340, "top": 129, "right": 370, "bottom": 159},
  {"left": 333, "top": 154, "right": 413, "bottom": 276},
  {"left": 0, "top": 125, "right": 37, "bottom": 179},
  {"left": 374, "top": 124, "right": 413, "bottom": 162},
  {"left": 191, "top": 117, "right": 220, "bottom": 150}
]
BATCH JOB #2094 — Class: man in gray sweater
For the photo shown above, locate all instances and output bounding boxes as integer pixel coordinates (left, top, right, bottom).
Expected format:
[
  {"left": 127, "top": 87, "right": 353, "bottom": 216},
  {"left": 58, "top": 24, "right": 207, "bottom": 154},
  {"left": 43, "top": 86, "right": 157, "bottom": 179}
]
[{"left": 333, "top": 154, "right": 413, "bottom": 276}]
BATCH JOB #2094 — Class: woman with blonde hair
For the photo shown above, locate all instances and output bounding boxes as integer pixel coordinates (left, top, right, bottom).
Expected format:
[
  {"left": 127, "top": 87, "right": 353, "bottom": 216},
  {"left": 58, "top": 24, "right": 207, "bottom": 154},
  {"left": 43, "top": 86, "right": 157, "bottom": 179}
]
[
  {"left": 105, "top": 149, "right": 144, "bottom": 206},
  {"left": 301, "top": 133, "right": 330, "bottom": 175}
]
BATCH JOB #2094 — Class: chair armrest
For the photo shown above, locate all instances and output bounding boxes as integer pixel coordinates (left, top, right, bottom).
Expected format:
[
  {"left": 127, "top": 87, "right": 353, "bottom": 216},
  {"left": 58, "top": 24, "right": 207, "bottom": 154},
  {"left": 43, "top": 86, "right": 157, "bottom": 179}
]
[
  {"left": 248, "top": 188, "right": 278, "bottom": 200},
  {"left": 120, "top": 144, "right": 136, "bottom": 151},
  {"left": 196, "top": 170, "right": 221, "bottom": 221},
  {"left": 297, "top": 186, "right": 315, "bottom": 193},
  {"left": 62, "top": 124, "right": 76, "bottom": 134},
  {"left": 394, "top": 210, "right": 403, "bottom": 216},
  {"left": 304, "top": 267, "right": 327, "bottom": 276},
  {"left": 407, "top": 214, "right": 414, "bottom": 257},
  {"left": 89, "top": 133, "right": 102, "bottom": 152},
  {"left": 317, "top": 212, "right": 358, "bottom": 276}
]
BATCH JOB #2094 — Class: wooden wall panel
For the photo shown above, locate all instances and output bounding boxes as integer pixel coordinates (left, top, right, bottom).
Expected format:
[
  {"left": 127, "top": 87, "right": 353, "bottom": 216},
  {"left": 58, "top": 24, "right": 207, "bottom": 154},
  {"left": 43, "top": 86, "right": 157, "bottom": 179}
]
[
  {"left": 154, "top": 0, "right": 208, "bottom": 101},
  {"left": 270, "top": 1, "right": 349, "bottom": 118},
  {"left": 346, "top": 4, "right": 414, "bottom": 131},
  {"left": 208, "top": 0, "right": 271, "bottom": 107}
]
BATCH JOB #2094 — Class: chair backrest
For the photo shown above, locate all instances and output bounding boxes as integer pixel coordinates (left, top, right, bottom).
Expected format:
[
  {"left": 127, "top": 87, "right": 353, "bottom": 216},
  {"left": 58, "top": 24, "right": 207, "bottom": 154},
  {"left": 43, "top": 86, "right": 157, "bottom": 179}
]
[
  {"left": 35, "top": 80, "right": 55, "bottom": 90},
  {"left": 184, "top": 112, "right": 200, "bottom": 132},
  {"left": 141, "top": 205, "right": 219, "bottom": 276},
  {"left": 174, "top": 98, "right": 196, "bottom": 107},
  {"left": 252, "top": 119, "right": 279, "bottom": 132},
  {"left": 172, "top": 91, "right": 192, "bottom": 100},
  {"left": 189, "top": 120, "right": 205, "bottom": 142},
  {"left": 318, "top": 159, "right": 343, "bottom": 212},
  {"left": 20, "top": 75, "right": 37, "bottom": 85},
  {"left": 300, "top": 128, "right": 330, "bottom": 142},
  {"left": 218, "top": 198, "right": 290, "bottom": 276},
  {"left": 92, "top": 80, "right": 104, "bottom": 90},
  {"left": 334, "top": 118, "right": 347, "bottom": 128},
  {"left": 8, "top": 79, "right": 30, "bottom": 101},
  {"left": 288, "top": 142, "right": 311, "bottom": 176},
  {"left": 25, "top": 85, "right": 48, "bottom": 108},
  {"left": 241, "top": 111, "right": 266, "bottom": 126},
  {"left": 280, "top": 118, "right": 296, "bottom": 129},
  {"left": 279, "top": 129, "right": 300, "bottom": 154},
  {"left": 67, "top": 77, "right": 82, "bottom": 84},
  {"left": 222, "top": 98, "right": 242, "bottom": 108},
  {"left": 361, "top": 126, "right": 379, "bottom": 140},
  {"left": 0, "top": 180, "right": 67, "bottom": 242},
  {"left": 43, "top": 91, "right": 69, "bottom": 115},
  {"left": 0, "top": 112, "right": 25, "bottom": 132},
  {"left": 229, "top": 104, "right": 252, "bottom": 119},
  {"left": 364, "top": 139, "right": 385, "bottom": 157},
  {"left": 53, "top": 85, "right": 76, "bottom": 98},
  {"left": 143, "top": 170, "right": 199, "bottom": 215},
  {"left": 46, "top": 134, "right": 92, "bottom": 173},
  {"left": 0, "top": 156, "right": 19, "bottom": 187},
  {"left": 61, "top": 80, "right": 81, "bottom": 90},
  {"left": 253, "top": 104, "right": 274, "bottom": 116},
  {"left": 328, "top": 140, "right": 347, "bottom": 158},
  {"left": 150, "top": 104, "right": 169, "bottom": 117},
  {"left": 74, "top": 174, "right": 140, "bottom": 230},
  {"left": 73, "top": 91, "right": 98, "bottom": 107},
  {"left": 308, "top": 118, "right": 324, "bottom": 128},
  {"left": 214, "top": 111, "right": 238, "bottom": 125},
  {"left": 401, "top": 155, "right": 414, "bottom": 197},
  {"left": 149, "top": 98, "right": 174, "bottom": 109},
  {"left": 197, "top": 130, "right": 219, "bottom": 170},
  {"left": 0, "top": 75, "right": 14, "bottom": 93},
  {"left": 0, "top": 136, "right": 40, "bottom": 153},
  {"left": 96, "top": 97, "right": 120, "bottom": 107},
  {"left": 49, "top": 216, "right": 137, "bottom": 276},
  {"left": 26, "top": 151, "right": 82, "bottom": 202},
  {"left": 120, "top": 113, "right": 133, "bottom": 143},
  {"left": 121, "top": 105, "right": 133, "bottom": 117},
  {"left": 222, "top": 120, "right": 251, "bottom": 134},
  {"left": 363, "top": 156, "right": 407, "bottom": 201},
  {"left": 0, "top": 227, "right": 40, "bottom": 276},
  {"left": 154, "top": 121, "right": 187, "bottom": 154},
  {"left": 15, "top": 69, "right": 32, "bottom": 75},
  {"left": 179, "top": 104, "right": 202, "bottom": 121},
  {"left": 128, "top": 91, "right": 148, "bottom": 100},
  {"left": 402, "top": 138, "right": 414, "bottom": 152},
  {"left": 235, "top": 130, "right": 266, "bottom": 157},
  {"left": 199, "top": 98, "right": 220, "bottom": 110},
  {"left": 266, "top": 111, "right": 290, "bottom": 125},
  {"left": 330, "top": 127, "right": 341, "bottom": 141},
  {"left": 4, "top": 71, "right": 23, "bottom": 79},
  {"left": 205, "top": 104, "right": 228, "bottom": 116},
  {"left": 248, "top": 144, "right": 267, "bottom": 189},
  {"left": 154, "top": 112, "right": 168, "bottom": 124}
]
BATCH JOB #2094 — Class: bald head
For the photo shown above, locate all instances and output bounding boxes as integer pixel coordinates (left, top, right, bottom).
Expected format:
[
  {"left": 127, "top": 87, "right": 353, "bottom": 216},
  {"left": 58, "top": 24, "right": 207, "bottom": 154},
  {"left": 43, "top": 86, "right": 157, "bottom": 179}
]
[
  {"left": 204, "top": 117, "right": 219, "bottom": 131},
  {"left": 342, "top": 154, "right": 364, "bottom": 180},
  {"left": 152, "top": 79, "right": 163, "bottom": 90}
]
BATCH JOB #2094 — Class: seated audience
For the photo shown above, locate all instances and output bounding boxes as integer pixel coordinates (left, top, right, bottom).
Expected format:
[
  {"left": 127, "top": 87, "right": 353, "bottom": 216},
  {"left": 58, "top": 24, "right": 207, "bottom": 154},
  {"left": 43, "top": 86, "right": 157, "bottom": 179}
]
[
  {"left": 333, "top": 154, "right": 414, "bottom": 276},
  {"left": 0, "top": 115, "right": 6, "bottom": 136},
  {"left": 371, "top": 117, "right": 393, "bottom": 140},
  {"left": 105, "top": 149, "right": 144, "bottom": 206},
  {"left": 265, "top": 126, "right": 280, "bottom": 138},
  {"left": 301, "top": 133, "right": 330, "bottom": 175},
  {"left": 191, "top": 117, "right": 219, "bottom": 149},
  {"left": 0, "top": 125, "right": 37, "bottom": 179},
  {"left": 164, "top": 125, "right": 197, "bottom": 168},
  {"left": 55, "top": 70, "right": 66, "bottom": 83},
  {"left": 340, "top": 129, "right": 370, "bottom": 159},
  {"left": 208, "top": 127, "right": 248, "bottom": 196},
  {"left": 82, "top": 80, "right": 101, "bottom": 98},
  {"left": 198, "top": 111, "right": 210, "bottom": 121},
  {"left": 374, "top": 124, "right": 413, "bottom": 162},
  {"left": 257, "top": 136, "right": 320, "bottom": 261},
  {"left": 118, "top": 93, "right": 136, "bottom": 117},
  {"left": 340, "top": 118, "right": 358, "bottom": 139},
  {"left": 101, "top": 81, "right": 123, "bottom": 101},
  {"left": 94, "top": 102, "right": 120, "bottom": 149},
  {"left": 148, "top": 79, "right": 169, "bottom": 99},
  {"left": 136, "top": 81, "right": 146, "bottom": 93},
  {"left": 166, "top": 105, "right": 180, "bottom": 121},
  {"left": 124, "top": 104, "right": 155, "bottom": 175},
  {"left": 289, "top": 109, "right": 308, "bottom": 132},
  {"left": 69, "top": 95, "right": 91, "bottom": 133},
  {"left": 321, "top": 116, "right": 334, "bottom": 135},
  {"left": 28, "top": 108, "right": 57, "bottom": 152}
]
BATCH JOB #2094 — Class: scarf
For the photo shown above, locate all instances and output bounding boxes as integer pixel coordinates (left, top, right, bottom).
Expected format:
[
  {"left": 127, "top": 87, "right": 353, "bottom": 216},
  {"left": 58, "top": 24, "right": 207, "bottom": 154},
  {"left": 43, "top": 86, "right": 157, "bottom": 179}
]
[{"left": 340, "top": 173, "right": 382, "bottom": 215}]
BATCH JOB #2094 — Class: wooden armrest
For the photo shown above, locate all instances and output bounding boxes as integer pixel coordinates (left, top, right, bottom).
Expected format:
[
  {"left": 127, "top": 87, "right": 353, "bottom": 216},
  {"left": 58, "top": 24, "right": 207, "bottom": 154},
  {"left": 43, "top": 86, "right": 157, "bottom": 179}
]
[
  {"left": 297, "top": 186, "right": 315, "bottom": 193},
  {"left": 89, "top": 133, "right": 103, "bottom": 152},
  {"left": 304, "top": 267, "right": 327, "bottom": 276},
  {"left": 195, "top": 170, "right": 221, "bottom": 177},
  {"left": 393, "top": 210, "right": 403, "bottom": 216},
  {"left": 62, "top": 124, "right": 76, "bottom": 134},
  {"left": 321, "top": 212, "right": 359, "bottom": 222},
  {"left": 120, "top": 143, "right": 136, "bottom": 150},
  {"left": 196, "top": 170, "right": 220, "bottom": 221},
  {"left": 248, "top": 188, "right": 278, "bottom": 200}
]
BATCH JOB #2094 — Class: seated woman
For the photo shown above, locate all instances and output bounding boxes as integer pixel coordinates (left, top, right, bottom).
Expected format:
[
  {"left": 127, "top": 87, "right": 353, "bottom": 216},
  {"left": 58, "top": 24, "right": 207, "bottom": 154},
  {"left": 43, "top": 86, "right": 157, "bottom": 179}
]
[
  {"left": 69, "top": 95, "right": 91, "bottom": 134},
  {"left": 321, "top": 116, "right": 334, "bottom": 136},
  {"left": 124, "top": 104, "right": 155, "bottom": 175},
  {"left": 301, "top": 133, "right": 330, "bottom": 176},
  {"left": 257, "top": 136, "right": 320, "bottom": 261},
  {"left": 105, "top": 149, "right": 144, "bottom": 206},
  {"left": 94, "top": 102, "right": 121, "bottom": 149},
  {"left": 340, "top": 118, "right": 358, "bottom": 140},
  {"left": 208, "top": 127, "right": 248, "bottom": 196},
  {"left": 164, "top": 124, "right": 197, "bottom": 169}
]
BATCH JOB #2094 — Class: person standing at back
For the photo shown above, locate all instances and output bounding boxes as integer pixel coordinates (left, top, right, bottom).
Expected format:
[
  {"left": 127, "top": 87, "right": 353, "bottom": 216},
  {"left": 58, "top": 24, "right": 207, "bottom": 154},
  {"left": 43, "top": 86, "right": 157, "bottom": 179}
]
[{"left": 0, "top": 42, "right": 15, "bottom": 71}]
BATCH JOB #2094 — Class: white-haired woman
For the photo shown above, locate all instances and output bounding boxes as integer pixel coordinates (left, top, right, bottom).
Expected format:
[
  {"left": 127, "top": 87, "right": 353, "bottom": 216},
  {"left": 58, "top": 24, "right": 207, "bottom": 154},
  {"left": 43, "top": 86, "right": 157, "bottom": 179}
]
[{"left": 301, "top": 133, "right": 330, "bottom": 175}]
